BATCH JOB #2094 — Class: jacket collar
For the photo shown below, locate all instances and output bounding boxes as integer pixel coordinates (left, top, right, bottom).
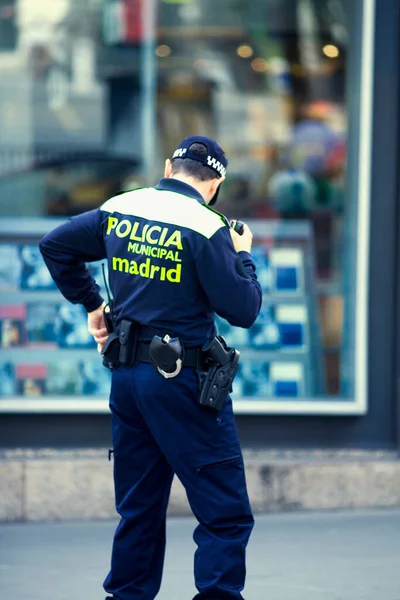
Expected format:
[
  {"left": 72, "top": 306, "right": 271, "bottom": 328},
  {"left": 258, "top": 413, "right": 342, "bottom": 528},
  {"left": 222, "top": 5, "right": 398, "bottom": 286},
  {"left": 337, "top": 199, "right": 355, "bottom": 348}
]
[{"left": 155, "top": 178, "right": 205, "bottom": 204}]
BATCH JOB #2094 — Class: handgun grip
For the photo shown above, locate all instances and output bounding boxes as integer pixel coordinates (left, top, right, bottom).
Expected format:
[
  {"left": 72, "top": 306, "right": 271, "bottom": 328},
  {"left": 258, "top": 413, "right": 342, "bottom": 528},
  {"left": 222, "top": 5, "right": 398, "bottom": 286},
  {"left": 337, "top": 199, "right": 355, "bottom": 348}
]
[{"left": 207, "top": 336, "right": 232, "bottom": 366}]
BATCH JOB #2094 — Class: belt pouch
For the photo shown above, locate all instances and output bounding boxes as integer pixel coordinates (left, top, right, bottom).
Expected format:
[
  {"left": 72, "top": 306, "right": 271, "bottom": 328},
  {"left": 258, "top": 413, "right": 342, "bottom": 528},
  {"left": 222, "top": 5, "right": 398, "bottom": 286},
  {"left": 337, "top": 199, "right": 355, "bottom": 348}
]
[{"left": 119, "top": 320, "right": 138, "bottom": 367}]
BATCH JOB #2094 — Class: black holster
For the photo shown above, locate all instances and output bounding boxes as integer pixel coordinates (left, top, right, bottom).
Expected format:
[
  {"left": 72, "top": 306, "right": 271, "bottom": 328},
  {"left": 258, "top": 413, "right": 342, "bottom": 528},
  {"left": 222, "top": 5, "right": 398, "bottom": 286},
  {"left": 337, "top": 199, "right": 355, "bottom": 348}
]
[
  {"left": 101, "top": 332, "right": 120, "bottom": 370},
  {"left": 199, "top": 337, "right": 240, "bottom": 412},
  {"left": 102, "top": 319, "right": 139, "bottom": 370}
]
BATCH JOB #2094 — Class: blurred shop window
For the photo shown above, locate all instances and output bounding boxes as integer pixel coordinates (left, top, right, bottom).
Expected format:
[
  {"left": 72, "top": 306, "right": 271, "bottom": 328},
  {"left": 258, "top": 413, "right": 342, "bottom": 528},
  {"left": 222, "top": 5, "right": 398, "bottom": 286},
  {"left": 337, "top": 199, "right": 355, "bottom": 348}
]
[
  {"left": 102, "top": 0, "right": 143, "bottom": 45},
  {"left": 0, "top": 0, "right": 362, "bottom": 404},
  {"left": 43, "top": 158, "right": 139, "bottom": 215},
  {"left": 0, "top": 0, "right": 143, "bottom": 217},
  {"left": 0, "top": 0, "right": 17, "bottom": 51},
  {"left": 156, "top": 0, "right": 354, "bottom": 398},
  {"left": 0, "top": 156, "right": 138, "bottom": 217}
]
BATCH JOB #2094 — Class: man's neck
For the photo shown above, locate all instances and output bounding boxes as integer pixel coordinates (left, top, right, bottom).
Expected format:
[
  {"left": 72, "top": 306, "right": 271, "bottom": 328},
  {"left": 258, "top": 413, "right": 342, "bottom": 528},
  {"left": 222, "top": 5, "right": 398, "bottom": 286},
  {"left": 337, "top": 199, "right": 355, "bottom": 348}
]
[{"left": 170, "top": 175, "right": 208, "bottom": 204}]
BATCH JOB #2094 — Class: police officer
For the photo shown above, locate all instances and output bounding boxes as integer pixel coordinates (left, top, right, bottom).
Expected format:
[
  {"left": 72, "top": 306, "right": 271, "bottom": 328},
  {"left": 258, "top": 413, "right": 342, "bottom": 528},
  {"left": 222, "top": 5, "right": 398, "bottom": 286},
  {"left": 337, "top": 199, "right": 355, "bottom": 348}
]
[{"left": 40, "top": 136, "right": 262, "bottom": 600}]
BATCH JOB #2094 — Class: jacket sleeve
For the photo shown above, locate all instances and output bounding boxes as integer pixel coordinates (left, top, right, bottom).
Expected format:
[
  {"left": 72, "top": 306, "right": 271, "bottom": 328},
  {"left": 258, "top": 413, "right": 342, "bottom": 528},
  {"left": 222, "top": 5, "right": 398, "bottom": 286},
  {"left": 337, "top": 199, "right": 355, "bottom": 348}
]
[
  {"left": 39, "top": 209, "right": 106, "bottom": 312},
  {"left": 195, "top": 226, "right": 262, "bottom": 328}
]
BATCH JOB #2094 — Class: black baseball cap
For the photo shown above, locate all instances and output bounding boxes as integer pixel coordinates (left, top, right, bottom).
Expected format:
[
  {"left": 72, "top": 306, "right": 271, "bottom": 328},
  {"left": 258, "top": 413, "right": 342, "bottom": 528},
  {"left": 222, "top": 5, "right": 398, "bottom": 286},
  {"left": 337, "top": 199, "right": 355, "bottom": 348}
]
[{"left": 171, "top": 135, "right": 228, "bottom": 205}]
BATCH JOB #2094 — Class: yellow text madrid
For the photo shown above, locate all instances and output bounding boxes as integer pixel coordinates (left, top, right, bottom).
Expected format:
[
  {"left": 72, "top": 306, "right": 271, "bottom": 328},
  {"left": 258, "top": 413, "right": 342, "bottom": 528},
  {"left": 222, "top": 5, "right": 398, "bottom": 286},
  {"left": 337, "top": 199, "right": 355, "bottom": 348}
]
[{"left": 112, "top": 257, "right": 181, "bottom": 283}]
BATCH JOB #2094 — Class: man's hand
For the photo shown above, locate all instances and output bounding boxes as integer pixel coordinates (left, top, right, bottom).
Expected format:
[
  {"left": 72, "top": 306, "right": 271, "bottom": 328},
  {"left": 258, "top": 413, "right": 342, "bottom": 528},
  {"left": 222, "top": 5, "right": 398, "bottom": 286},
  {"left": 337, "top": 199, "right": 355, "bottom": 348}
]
[
  {"left": 87, "top": 302, "right": 108, "bottom": 352},
  {"left": 230, "top": 223, "right": 253, "bottom": 254}
]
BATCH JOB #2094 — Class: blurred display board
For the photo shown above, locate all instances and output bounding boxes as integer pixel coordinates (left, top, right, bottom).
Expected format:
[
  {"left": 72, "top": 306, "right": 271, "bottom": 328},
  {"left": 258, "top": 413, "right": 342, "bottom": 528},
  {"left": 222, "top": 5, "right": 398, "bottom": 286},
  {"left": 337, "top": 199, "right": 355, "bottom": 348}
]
[
  {"left": 215, "top": 220, "right": 325, "bottom": 408},
  {"left": 0, "top": 218, "right": 351, "bottom": 415}
]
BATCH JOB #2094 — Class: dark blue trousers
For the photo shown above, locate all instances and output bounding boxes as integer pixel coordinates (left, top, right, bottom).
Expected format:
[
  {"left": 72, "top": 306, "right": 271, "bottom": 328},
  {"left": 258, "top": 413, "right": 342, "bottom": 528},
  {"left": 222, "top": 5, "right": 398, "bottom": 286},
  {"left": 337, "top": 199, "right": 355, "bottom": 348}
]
[{"left": 103, "top": 363, "right": 254, "bottom": 600}]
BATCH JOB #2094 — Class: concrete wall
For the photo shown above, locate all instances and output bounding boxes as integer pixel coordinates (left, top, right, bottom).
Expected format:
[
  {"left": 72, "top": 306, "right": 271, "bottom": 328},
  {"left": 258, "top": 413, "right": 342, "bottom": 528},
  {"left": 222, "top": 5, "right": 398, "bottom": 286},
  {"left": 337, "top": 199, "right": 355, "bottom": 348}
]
[{"left": 1, "top": 450, "right": 399, "bottom": 521}]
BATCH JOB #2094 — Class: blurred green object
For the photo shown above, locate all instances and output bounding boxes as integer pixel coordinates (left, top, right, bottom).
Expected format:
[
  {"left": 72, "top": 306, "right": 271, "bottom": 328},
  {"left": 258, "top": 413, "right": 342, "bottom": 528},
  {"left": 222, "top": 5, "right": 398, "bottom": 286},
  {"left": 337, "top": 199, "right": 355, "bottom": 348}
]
[{"left": 268, "top": 168, "right": 317, "bottom": 217}]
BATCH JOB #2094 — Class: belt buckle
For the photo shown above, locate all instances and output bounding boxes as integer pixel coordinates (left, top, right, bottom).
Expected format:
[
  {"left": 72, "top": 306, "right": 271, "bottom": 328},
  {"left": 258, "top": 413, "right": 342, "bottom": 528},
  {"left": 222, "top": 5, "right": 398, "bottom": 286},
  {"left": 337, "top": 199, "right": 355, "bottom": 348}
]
[{"left": 157, "top": 359, "right": 183, "bottom": 379}]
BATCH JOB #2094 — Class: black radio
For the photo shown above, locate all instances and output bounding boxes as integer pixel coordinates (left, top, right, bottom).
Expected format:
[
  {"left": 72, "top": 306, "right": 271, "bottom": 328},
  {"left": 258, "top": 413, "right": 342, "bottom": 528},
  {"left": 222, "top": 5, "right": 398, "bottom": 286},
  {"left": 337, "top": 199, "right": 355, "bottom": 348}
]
[{"left": 230, "top": 220, "right": 245, "bottom": 236}]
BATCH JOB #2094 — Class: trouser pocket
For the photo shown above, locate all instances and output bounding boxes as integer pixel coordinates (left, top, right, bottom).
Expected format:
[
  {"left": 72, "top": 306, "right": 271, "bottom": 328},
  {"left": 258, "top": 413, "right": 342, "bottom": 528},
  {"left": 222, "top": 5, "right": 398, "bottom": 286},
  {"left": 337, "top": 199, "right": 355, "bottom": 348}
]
[
  {"left": 187, "top": 454, "right": 253, "bottom": 525},
  {"left": 195, "top": 455, "right": 242, "bottom": 473}
]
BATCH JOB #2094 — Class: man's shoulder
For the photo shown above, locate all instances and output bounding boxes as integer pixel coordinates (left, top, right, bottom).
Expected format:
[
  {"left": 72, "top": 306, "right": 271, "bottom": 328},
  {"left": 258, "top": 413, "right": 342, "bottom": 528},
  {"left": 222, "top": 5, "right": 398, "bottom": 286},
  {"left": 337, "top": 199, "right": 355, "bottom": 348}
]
[
  {"left": 167, "top": 194, "right": 228, "bottom": 239},
  {"left": 202, "top": 205, "right": 230, "bottom": 229},
  {"left": 101, "top": 188, "right": 149, "bottom": 214},
  {"left": 101, "top": 187, "right": 227, "bottom": 240}
]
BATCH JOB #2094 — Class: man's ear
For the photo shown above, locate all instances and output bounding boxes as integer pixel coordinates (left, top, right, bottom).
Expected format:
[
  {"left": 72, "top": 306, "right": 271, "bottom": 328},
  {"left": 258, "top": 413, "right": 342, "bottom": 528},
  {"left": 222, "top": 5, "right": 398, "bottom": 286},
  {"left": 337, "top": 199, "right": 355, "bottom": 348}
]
[
  {"left": 209, "top": 175, "right": 225, "bottom": 198},
  {"left": 164, "top": 159, "right": 173, "bottom": 178}
]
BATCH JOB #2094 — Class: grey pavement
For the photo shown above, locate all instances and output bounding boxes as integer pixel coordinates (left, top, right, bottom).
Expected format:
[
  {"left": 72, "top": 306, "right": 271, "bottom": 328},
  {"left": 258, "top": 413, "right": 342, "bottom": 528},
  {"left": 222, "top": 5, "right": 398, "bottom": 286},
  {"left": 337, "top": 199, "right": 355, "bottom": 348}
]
[{"left": 1, "top": 509, "right": 400, "bottom": 600}]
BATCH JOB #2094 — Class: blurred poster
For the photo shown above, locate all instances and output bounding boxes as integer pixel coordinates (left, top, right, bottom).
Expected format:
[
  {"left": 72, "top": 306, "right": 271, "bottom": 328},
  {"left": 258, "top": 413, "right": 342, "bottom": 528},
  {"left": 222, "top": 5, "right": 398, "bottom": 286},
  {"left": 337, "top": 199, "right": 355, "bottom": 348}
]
[
  {"left": 270, "top": 362, "right": 305, "bottom": 397},
  {"left": 0, "top": 305, "right": 27, "bottom": 348},
  {"left": 216, "top": 303, "right": 308, "bottom": 352},
  {"left": 250, "top": 304, "right": 307, "bottom": 351},
  {"left": 54, "top": 304, "right": 96, "bottom": 349},
  {"left": 247, "top": 245, "right": 305, "bottom": 294},
  {"left": 19, "top": 245, "right": 56, "bottom": 290},
  {"left": 27, "top": 301, "right": 100, "bottom": 348},
  {"left": 274, "top": 305, "right": 307, "bottom": 349},
  {"left": 47, "top": 362, "right": 80, "bottom": 395},
  {"left": 0, "top": 245, "right": 21, "bottom": 290},
  {"left": 0, "top": 362, "right": 16, "bottom": 396},
  {"left": 269, "top": 248, "right": 305, "bottom": 294},
  {"left": 15, "top": 363, "right": 47, "bottom": 396},
  {"left": 77, "top": 360, "right": 111, "bottom": 395},
  {"left": 233, "top": 360, "right": 305, "bottom": 399},
  {"left": 26, "top": 303, "right": 59, "bottom": 346},
  {"left": 234, "top": 360, "right": 273, "bottom": 398}
]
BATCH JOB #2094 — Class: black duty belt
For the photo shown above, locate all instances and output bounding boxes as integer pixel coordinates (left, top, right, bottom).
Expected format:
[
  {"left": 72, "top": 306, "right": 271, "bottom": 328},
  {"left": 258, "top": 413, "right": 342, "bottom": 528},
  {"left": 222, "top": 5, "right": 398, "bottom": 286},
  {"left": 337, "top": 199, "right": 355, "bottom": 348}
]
[
  {"left": 136, "top": 341, "right": 203, "bottom": 369},
  {"left": 102, "top": 320, "right": 239, "bottom": 410}
]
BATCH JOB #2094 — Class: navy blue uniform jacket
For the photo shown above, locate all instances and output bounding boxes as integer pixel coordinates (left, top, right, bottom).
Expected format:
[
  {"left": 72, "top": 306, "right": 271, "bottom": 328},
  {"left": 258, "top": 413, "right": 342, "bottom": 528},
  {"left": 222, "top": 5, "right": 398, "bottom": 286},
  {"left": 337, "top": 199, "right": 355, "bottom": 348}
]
[{"left": 39, "top": 178, "right": 262, "bottom": 346}]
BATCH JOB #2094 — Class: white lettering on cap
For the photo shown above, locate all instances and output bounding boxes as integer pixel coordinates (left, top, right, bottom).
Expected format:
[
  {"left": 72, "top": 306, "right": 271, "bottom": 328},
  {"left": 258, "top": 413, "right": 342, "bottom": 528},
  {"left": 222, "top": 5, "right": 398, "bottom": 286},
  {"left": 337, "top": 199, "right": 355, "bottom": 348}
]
[
  {"left": 172, "top": 148, "right": 187, "bottom": 158},
  {"left": 207, "top": 156, "right": 227, "bottom": 177}
]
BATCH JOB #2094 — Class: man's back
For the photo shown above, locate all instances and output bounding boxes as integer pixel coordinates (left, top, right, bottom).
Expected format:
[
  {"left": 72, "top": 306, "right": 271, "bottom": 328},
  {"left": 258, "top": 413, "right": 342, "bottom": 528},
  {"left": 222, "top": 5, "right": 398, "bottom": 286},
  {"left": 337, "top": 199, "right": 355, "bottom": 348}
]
[{"left": 102, "top": 181, "right": 225, "bottom": 345}]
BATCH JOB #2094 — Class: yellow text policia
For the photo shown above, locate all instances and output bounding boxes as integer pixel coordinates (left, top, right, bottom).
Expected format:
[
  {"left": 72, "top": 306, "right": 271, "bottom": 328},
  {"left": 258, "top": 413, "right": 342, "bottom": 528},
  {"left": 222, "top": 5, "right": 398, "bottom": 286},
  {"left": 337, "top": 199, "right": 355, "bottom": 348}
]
[{"left": 106, "top": 217, "right": 183, "bottom": 249}]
